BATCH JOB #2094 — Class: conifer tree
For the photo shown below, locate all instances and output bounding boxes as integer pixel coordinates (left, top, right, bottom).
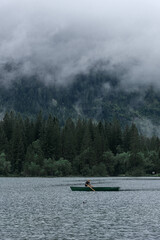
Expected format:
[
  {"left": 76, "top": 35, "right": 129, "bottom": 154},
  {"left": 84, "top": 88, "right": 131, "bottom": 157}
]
[
  {"left": 123, "top": 125, "right": 131, "bottom": 152},
  {"left": 9, "top": 119, "right": 25, "bottom": 173},
  {"left": 75, "top": 119, "right": 85, "bottom": 155},
  {"left": 61, "top": 118, "right": 76, "bottom": 162},
  {"left": 109, "top": 119, "right": 122, "bottom": 154},
  {"left": 42, "top": 115, "right": 61, "bottom": 159}
]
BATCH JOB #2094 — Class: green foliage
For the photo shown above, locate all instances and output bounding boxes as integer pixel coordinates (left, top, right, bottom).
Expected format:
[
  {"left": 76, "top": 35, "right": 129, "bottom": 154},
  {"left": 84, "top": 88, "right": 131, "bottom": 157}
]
[
  {"left": 127, "top": 152, "right": 145, "bottom": 176},
  {"left": 42, "top": 115, "right": 61, "bottom": 159},
  {"left": 43, "top": 158, "right": 56, "bottom": 176},
  {"left": 25, "top": 140, "right": 44, "bottom": 166},
  {"left": 73, "top": 147, "right": 96, "bottom": 175},
  {"left": 0, "top": 152, "right": 11, "bottom": 175},
  {"left": 126, "top": 168, "right": 145, "bottom": 177},
  {"left": 61, "top": 118, "right": 76, "bottom": 162},
  {"left": 80, "top": 164, "right": 92, "bottom": 176},
  {"left": 103, "top": 151, "right": 115, "bottom": 175},
  {"left": 114, "top": 152, "right": 130, "bottom": 175},
  {"left": 92, "top": 163, "right": 107, "bottom": 176},
  {"left": 53, "top": 158, "right": 72, "bottom": 176},
  {"left": 145, "top": 151, "right": 160, "bottom": 174},
  {"left": 24, "top": 162, "right": 41, "bottom": 176},
  {"left": 0, "top": 111, "right": 160, "bottom": 177}
]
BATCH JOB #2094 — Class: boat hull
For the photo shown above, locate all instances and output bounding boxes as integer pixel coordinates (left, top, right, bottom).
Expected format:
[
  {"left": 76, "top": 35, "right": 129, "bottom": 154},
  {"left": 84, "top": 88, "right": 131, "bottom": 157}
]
[{"left": 70, "top": 186, "right": 120, "bottom": 191}]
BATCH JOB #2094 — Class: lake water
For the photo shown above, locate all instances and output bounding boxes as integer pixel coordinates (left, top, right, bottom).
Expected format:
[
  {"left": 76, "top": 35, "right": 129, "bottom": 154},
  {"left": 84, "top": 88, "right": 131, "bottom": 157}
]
[{"left": 1, "top": 177, "right": 160, "bottom": 240}]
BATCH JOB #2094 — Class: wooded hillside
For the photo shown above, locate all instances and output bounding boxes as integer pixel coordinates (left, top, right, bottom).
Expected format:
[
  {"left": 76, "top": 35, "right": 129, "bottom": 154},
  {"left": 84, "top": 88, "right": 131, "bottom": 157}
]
[{"left": 0, "top": 112, "right": 160, "bottom": 177}]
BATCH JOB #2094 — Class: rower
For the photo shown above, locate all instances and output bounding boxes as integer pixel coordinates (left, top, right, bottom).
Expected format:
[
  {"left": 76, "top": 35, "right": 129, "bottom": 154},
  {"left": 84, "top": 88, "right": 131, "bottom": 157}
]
[{"left": 85, "top": 180, "right": 92, "bottom": 187}]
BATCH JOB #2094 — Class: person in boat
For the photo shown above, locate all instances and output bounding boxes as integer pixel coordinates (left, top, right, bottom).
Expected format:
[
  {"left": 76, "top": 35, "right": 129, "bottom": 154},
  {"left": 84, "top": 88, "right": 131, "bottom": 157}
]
[{"left": 85, "top": 180, "right": 93, "bottom": 187}]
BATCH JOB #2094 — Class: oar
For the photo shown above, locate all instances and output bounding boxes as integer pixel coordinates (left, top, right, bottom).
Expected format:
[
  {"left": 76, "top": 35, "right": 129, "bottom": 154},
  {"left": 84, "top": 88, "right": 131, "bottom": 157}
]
[{"left": 87, "top": 184, "right": 95, "bottom": 191}]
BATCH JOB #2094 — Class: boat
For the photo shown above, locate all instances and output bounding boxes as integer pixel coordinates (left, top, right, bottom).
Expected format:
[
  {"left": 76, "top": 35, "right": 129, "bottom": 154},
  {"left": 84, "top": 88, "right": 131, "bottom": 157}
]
[{"left": 70, "top": 186, "right": 120, "bottom": 191}]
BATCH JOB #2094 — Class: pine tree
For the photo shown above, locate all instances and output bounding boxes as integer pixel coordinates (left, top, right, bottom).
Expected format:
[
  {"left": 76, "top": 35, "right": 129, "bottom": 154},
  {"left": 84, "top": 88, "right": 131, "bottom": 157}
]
[
  {"left": 34, "top": 111, "right": 43, "bottom": 140},
  {"left": 61, "top": 118, "right": 76, "bottom": 162},
  {"left": 130, "top": 123, "right": 140, "bottom": 153},
  {"left": 109, "top": 119, "right": 122, "bottom": 154},
  {"left": 93, "top": 122, "right": 105, "bottom": 163},
  {"left": 2, "top": 111, "right": 15, "bottom": 142},
  {"left": 42, "top": 115, "right": 61, "bottom": 159},
  {"left": 81, "top": 119, "right": 95, "bottom": 151},
  {"left": 24, "top": 117, "right": 35, "bottom": 148},
  {"left": 75, "top": 119, "right": 85, "bottom": 155},
  {"left": 0, "top": 124, "right": 7, "bottom": 152},
  {"left": 9, "top": 119, "right": 25, "bottom": 174},
  {"left": 123, "top": 125, "right": 131, "bottom": 152}
]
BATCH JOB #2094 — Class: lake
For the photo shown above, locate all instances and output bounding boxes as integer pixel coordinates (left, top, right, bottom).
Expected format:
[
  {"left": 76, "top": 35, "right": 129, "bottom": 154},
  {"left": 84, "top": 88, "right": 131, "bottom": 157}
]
[{"left": 0, "top": 177, "right": 160, "bottom": 240}]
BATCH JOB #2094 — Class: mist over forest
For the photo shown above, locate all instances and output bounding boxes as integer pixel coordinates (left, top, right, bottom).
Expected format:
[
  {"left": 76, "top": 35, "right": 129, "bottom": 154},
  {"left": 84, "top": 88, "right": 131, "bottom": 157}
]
[
  {"left": 0, "top": 0, "right": 160, "bottom": 137},
  {"left": 1, "top": 1, "right": 160, "bottom": 177}
]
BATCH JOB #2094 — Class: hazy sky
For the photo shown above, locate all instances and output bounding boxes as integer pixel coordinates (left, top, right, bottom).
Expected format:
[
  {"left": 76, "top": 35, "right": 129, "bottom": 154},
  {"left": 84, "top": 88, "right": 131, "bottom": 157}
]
[{"left": 0, "top": 0, "right": 160, "bottom": 88}]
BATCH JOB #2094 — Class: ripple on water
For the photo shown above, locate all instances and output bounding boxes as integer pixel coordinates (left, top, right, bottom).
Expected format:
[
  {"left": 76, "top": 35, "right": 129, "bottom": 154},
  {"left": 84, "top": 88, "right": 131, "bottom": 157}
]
[{"left": 1, "top": 177, "right": 160, "bottom": 240}]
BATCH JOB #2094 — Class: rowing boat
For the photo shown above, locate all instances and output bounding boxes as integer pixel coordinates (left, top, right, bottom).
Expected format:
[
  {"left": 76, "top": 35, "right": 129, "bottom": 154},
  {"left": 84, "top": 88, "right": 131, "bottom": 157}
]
[{"left": 70, "top": 186, "right": 120, "bottom": 191}]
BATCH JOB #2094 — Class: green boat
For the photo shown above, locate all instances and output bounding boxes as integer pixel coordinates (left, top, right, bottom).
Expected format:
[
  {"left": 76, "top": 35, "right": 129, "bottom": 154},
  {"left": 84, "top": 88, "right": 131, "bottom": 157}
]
[{"left": 70, "top": 186, "right": 120, "bottom": 191}]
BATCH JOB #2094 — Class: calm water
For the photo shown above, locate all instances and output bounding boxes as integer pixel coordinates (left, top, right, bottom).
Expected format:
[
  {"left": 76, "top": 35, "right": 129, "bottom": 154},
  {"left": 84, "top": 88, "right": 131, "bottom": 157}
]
[{"left": 1, "top": 177, "right": 160, "bottom": 240}]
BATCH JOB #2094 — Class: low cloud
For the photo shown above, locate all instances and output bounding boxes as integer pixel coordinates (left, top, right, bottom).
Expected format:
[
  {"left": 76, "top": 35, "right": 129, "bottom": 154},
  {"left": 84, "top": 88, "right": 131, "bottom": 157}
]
[
  {"left": 0, "top": 0, "right": 160, "bottom": 88},
  {"left": 135, "top": 117, "right": 160, "bottom": 138}
]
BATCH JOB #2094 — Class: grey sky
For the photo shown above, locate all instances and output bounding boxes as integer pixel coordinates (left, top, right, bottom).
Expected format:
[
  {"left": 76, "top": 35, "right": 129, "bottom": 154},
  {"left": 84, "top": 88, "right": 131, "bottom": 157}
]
[{"left": 0, "top": 0, "right": 160, "bottom": 88}]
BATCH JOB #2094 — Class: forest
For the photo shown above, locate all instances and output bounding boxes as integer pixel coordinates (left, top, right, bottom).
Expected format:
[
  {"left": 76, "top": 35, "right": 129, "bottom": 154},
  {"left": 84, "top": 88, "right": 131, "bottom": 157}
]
[
  {"left": 1, "top": 72, "right": 160, "bottom": 128},
  {"left": 0, "top": 111, "right": 160, "bottom": 177}
]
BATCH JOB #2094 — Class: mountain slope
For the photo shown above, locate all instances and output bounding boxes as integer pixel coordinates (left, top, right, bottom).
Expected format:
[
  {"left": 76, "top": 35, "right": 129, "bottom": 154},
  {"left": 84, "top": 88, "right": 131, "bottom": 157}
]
[{"left": 0, "top": 69, "right": 160, "bottom": 134}]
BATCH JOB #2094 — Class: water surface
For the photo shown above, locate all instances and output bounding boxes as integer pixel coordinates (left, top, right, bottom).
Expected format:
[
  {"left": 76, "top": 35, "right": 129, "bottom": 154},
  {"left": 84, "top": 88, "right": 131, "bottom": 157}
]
[{"left": 0, "top": 177, "right": 160, "bottom": 240}]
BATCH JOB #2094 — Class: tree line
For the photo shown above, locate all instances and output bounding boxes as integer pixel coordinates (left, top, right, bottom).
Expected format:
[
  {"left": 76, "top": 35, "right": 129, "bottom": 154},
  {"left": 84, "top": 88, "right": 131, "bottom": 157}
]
[{"left": 0, "top": 111, "right": 160, "bottom": 176}]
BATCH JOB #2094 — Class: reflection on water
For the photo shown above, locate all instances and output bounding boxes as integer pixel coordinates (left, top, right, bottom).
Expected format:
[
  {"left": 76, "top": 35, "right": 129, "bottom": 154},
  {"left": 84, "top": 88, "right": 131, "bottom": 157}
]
[{"left": 0, "top": 177, "right": 160, "bottom": 240}]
